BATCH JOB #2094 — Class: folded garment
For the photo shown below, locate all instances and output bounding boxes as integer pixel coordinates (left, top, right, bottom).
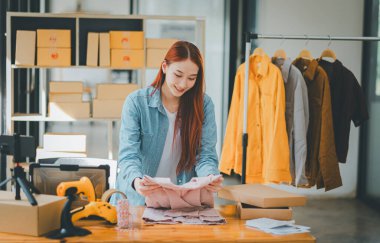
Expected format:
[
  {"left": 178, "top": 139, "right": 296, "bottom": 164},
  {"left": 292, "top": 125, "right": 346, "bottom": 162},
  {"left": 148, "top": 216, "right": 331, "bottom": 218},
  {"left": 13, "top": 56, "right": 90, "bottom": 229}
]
[
  {"left": 143, "top": 175, "right": 222, "bottom": 209},
  {"left": 142, "top": 207, "right": 226, "bottom": 225}
]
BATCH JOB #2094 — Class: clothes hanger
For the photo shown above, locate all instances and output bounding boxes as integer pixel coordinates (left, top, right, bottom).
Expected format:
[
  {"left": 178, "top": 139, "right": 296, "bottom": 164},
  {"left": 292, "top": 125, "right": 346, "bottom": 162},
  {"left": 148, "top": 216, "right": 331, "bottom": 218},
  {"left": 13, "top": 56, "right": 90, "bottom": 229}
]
[
  {"left": 297, "top": 35, "right": 313, "bottom": 60},
  {"left": 320, "top": 36, "right": 336, "bottom": 62},
  {"left": 273, "top": 49, "right": 287, "bottom": 59},
  {"left": 273, "top": 35, "right": 287, "bottom": 59},
  {"left": 253, "top": 47, "right": 265, "bottom": 56}
]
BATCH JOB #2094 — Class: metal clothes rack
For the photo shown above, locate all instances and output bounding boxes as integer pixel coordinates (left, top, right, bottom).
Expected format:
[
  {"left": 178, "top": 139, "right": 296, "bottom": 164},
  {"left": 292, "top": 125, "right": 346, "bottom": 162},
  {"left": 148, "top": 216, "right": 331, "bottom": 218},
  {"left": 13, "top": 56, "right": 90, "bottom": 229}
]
[{"left": 241, "top": 33, "right": 380, "bottom": 184}]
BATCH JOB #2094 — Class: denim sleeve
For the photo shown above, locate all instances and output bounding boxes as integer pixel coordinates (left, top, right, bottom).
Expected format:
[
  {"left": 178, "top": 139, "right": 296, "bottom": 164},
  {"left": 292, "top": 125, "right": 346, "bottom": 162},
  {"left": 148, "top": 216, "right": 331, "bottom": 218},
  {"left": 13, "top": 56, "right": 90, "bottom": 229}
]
[
  {"left": 195, "top": 95, "right": 220, "bottom": 177},
  {"left": 116, "top": 95, "right": 144, "bottom": 195}
]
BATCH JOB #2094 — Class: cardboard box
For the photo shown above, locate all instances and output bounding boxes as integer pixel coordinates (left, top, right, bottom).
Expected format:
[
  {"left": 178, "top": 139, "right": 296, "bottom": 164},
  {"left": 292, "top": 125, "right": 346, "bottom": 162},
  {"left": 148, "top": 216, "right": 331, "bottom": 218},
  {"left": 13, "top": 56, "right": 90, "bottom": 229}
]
[
  {"left": 37, "top": 29, "right": 71, "bottom": 48},
  {"left": 43, "top": 133, "right": 86, "bottom": 152},
  {"left": 49, "top": 102, "right": 90, "bottom": 119},
  {"left": 49, "top": 93, "right": 82, "bottom": 102},
  {"left": 36, "top": 147, "right": 86, "bottom": 161},
  {"left": 237, "top": 202, "right": 293, "bottom": 220},
  {"left": 92, "top": 99, "right": 124, "bottom": 118},
  {"left": 111, "top": 49, "right": 144, "bottom": 68},
  {"left": 110, "top": 31, "right": 144, "bottom": 49},
  {"left": 146, "top": 38, "right": 177, "bottom": 49},
  {"left": 37, "top": 47, "right": 71, "bottom": 67},
  {"left": 146, "top": 48, "right": 167, "bottom": 68},
  {"left": 15, "top": 30, "right": 36, "bottom": 66},
  {"left": 50, "top": 81, "right": 83, "bottom": 94},
  {"left": 0, "top": 191, "right": 65, "bottom": 236},
  {"left": 99, "top": 33, "right": 110, "bottom": 67},
  {"left": 218, "top": 184, "right": 307, "bottom": 208},
  {"left": 96, "top": 83, "right": 139, "bottom": 100},
  {"left": 86, "top": 32, "right": 99, "bottom": 67}
]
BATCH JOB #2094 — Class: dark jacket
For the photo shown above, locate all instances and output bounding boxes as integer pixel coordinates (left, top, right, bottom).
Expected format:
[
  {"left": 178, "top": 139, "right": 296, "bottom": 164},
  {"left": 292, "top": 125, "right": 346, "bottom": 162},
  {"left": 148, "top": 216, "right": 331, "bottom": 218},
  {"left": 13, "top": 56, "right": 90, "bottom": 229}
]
[{"left": 318, "top": 59, "right": 369, "bottom": 163}]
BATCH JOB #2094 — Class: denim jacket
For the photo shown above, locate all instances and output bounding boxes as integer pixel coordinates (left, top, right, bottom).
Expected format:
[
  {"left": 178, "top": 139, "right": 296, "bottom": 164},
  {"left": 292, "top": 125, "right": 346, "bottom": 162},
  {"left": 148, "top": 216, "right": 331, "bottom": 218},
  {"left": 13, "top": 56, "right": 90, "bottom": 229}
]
[{"left": 115, "top": 86, "right": 220, "bottom": 206}]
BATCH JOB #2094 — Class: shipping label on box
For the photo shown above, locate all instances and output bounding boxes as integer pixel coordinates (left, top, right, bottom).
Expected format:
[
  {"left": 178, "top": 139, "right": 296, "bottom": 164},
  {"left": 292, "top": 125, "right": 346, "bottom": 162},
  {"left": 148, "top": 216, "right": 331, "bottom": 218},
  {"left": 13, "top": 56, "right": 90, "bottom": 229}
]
[
  {"left": 92, "top": 99, "right": 125, "bottom": 118},
  {"left": 87, "top": 32, "right": 99, "bottom": 67},
  {"left": 43, "top": 133, "right": 86, "bottom": 152},
  {"left": 96, "top": 83, "right": 139, "bottom": 100},
  {"left": 49, "top": 93, "right": 83, "bottom": 102},
  {"left": 37, "top": 29, "right": 71, "bottom": 48},
  {"left": 48, "top": 102, "right": 90, "bottom": 120},
  {"left": 237, "top": 203, "right": 293, "bottom": 220},
  {"left": 110, "top": 31, "right": 144, "bottom": 49},
  {"left": 49, "top": 81, "right": 83, "bottom": 94},
  {"left": 15, "top": 30, "right": 36, "bottom": 66},
  {"left": 146, "top": 49, "right": 167, "bottom": 68},
  {"left": 37, "top": 48, "right": 71, "bottom": 67},
  {"left": 146, "top": 38, "right": 178, "bottom": 49},
  {"left": 0, "top": 191, "right": 65, "bottom": 236},
  {"left": 111, "top": 49, "right": 144, "bottom": 68},
  {"left": 99, "top": 33, "right": 110, "bottom": 67}
]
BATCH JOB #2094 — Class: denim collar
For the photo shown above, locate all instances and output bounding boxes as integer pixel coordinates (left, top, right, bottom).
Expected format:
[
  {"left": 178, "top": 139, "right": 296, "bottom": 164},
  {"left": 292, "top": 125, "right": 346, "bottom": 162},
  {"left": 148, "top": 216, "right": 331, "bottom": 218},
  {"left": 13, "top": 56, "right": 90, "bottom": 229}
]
[{"left": 147, "top": 86, "right": 166, "bottom": 115}]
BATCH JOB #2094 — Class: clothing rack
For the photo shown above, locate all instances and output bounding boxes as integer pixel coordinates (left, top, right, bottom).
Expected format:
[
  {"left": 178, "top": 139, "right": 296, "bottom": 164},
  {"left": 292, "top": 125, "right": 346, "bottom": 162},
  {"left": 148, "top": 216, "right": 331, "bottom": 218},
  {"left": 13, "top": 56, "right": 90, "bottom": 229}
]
[{"left": 241, "top": 33, "right": 380, "bottom": 184}]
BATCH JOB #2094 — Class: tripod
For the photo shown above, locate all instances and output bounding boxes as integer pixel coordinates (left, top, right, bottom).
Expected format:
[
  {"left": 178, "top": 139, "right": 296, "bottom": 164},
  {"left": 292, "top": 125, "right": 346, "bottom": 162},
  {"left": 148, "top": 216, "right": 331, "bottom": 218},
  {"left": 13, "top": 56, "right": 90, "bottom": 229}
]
[{"left": 0, "top": 134, "right": 39, "bottom": 206}]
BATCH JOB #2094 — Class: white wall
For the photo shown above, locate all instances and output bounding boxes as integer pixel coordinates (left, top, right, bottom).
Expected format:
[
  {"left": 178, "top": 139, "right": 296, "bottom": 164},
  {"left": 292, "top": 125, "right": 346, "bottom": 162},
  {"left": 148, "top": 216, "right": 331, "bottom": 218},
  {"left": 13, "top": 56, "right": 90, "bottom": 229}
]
[
  {"left": 255, "top": 0, "right": 364, "bottom": 198},
  {"left": 138, "top": 0, "right": 226, "bottom": 157}
]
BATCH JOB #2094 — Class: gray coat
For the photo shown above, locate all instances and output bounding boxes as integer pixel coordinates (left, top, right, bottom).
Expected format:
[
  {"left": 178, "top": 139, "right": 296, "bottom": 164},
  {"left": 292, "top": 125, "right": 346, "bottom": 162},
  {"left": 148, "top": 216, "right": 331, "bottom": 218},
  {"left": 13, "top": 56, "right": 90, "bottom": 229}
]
[{"left": 273, "top": 57, "right": 309, "bottom": 186}]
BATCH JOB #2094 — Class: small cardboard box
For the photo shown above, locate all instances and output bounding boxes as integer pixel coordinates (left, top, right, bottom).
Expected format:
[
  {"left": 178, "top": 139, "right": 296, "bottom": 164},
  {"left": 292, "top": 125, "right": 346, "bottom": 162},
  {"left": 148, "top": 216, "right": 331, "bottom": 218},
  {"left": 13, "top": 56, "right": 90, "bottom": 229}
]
[
  {"left": 37, "top": 29, "right": 71, "bottom": 48},
  {"left": 110, "top": 31, "right": 144, "bottom": 49},
  {"left": 49, "top": 81, "right": 83, "bottom": 94},
  {"left": 146, "top": 48, "right": 167, "bottom": 68},
  {"left": 36, "top": 147, "right": 87, "bottom": 162},
  {"left": 237, "top": 202, "right": 293, "bottom": 220},
  {"left": 146, "top": 38, "right": 177, "bottom": 49},
  {"left": 99, "top": 33, "right": 110, "bottom": 67},
  {"left": 96, "top": 83, "right": 139, "bottom": 100},
  {"left": 48, "top": 102, "right": 90, "bottom": 119},
  {"left": 37, "top": 47, "right": 71, "bottom": 67},
  {"left": 92, "top": 99, "right": 125, "bottom": 118},
  {"left": 43, "top": 133, "right": 86, "bottom": 152},
  {"left": 49, "top": 93, "right": 83, "bottom": 102},
  {"left": 218, "top": 184, "right": 307, "bottom": 208},
  {"left": 111, "top": 49, "right": 144, "bottom": 68},
  {"left": 86, "top": 32, "right": 99, "bottom": 67},
  {"left": 15, "top": 30, "right": 36, "bottom": 66},
  {"left": 0, "top": 191, "right": 65, "bottom": 236}
]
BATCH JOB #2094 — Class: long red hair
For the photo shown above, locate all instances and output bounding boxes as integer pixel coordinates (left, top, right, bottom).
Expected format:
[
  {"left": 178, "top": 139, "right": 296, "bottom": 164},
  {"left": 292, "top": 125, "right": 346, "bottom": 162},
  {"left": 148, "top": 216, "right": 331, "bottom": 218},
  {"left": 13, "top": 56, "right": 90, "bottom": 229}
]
[{"left": 151, "top": 41, "right": 204, "bottom": 174}]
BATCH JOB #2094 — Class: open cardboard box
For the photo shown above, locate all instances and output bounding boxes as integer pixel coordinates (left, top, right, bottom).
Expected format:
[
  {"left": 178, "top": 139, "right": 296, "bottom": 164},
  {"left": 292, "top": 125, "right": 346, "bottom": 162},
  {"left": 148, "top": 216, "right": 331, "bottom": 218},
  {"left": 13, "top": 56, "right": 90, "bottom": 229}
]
[{"left": 0, "top": 191, "right": 65, "bottom": 236}]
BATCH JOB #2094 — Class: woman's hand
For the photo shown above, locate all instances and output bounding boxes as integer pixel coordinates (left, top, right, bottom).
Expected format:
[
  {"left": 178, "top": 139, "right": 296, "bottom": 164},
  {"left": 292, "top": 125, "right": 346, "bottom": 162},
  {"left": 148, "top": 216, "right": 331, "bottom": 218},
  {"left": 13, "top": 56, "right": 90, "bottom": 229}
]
[
  {"left": 205, "top": 175, "right": 224, "bottom": 192},
  {"left": 133, "top": 177, "right": 161, "bottom": 196}
]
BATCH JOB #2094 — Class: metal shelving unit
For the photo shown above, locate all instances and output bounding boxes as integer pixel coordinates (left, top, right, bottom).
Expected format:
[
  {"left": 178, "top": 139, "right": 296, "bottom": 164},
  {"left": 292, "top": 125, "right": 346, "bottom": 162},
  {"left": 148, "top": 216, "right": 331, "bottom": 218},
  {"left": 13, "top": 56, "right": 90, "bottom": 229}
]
[{"left": 5, "top": 12, "right": 205, "bottom": 160}]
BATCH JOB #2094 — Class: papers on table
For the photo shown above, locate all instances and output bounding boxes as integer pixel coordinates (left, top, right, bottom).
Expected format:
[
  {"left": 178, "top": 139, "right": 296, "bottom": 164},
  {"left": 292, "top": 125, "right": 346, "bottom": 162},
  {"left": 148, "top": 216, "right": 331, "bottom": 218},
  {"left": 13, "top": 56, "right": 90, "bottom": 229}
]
[{"left": 246, "top": 218, "right": 310, "bottom": 235}]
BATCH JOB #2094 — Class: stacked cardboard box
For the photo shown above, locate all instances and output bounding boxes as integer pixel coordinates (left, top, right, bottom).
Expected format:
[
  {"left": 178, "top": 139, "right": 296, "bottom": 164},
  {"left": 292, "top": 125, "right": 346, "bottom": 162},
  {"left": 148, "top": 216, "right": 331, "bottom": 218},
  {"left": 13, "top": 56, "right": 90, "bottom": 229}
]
[
  {"left": 110, "top": 31, "right": 144, "bottom": 68},
  {"left": 218, "top": 184, "right": 307, "bottom": 220},
  {"left": 92, "top": 83, "right": 139, "bottom": 118},
  {"left": 37, "top": 29, "right": 71, "bottom": 67},
  {"left": 146, "top": 38, "right": 178, "bottom": 68},
  {"left": 36, "top": 133, "right": 87, "bottom": 162},
  {"left": 15, "top": 30, "right": 36, "bottom": 66},
  {"left": 48, "top": 81, "right": 90, "bottom": 119}
]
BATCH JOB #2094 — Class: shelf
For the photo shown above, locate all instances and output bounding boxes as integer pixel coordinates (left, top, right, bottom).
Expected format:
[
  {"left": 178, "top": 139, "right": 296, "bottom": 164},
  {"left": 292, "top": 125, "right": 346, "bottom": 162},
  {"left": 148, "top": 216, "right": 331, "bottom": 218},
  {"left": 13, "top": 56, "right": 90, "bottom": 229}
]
[
  {"left": 12, "top": 114, "right": 120, "bottom": 122},
  {"left": 11, "top": 64, "right": 143, "bottom": 70}
]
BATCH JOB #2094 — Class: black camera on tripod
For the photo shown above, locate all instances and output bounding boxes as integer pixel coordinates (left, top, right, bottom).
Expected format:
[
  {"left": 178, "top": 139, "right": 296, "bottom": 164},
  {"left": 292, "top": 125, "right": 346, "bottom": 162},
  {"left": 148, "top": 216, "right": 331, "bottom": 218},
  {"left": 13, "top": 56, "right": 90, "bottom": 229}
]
[{"left": 0, "top": 133, "right": 39, "bottom": 205}]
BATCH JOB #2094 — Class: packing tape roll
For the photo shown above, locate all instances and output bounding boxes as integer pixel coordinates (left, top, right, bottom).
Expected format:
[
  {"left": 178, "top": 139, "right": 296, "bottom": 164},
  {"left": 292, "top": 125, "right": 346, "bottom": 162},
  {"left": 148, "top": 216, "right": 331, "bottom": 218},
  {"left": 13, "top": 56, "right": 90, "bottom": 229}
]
[{"left": 101, "top": 189, "right": 127, "bottom": 202}]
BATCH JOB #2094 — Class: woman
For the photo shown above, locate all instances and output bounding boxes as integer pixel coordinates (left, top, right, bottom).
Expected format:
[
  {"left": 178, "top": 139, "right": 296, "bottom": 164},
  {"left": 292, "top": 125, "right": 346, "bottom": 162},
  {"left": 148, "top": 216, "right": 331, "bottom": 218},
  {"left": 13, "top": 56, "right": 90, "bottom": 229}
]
[{"left": 116, "top": 41, "right": 223, "bottom": 206}]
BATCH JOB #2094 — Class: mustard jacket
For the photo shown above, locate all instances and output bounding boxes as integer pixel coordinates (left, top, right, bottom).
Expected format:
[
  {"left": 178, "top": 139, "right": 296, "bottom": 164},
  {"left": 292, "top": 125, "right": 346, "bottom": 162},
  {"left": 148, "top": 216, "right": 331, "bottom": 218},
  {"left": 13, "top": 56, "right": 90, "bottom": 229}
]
[{"left": 220, "top": 54, "right": 291, "bottom": 184}]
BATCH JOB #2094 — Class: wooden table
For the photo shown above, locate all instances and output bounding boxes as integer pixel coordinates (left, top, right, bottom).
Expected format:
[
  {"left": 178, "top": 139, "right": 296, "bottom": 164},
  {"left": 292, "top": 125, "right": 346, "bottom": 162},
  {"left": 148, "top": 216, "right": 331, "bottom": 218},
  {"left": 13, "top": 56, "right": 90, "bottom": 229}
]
[{"left": 0, "top": 205, "right": 316, "bottom": 242}]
